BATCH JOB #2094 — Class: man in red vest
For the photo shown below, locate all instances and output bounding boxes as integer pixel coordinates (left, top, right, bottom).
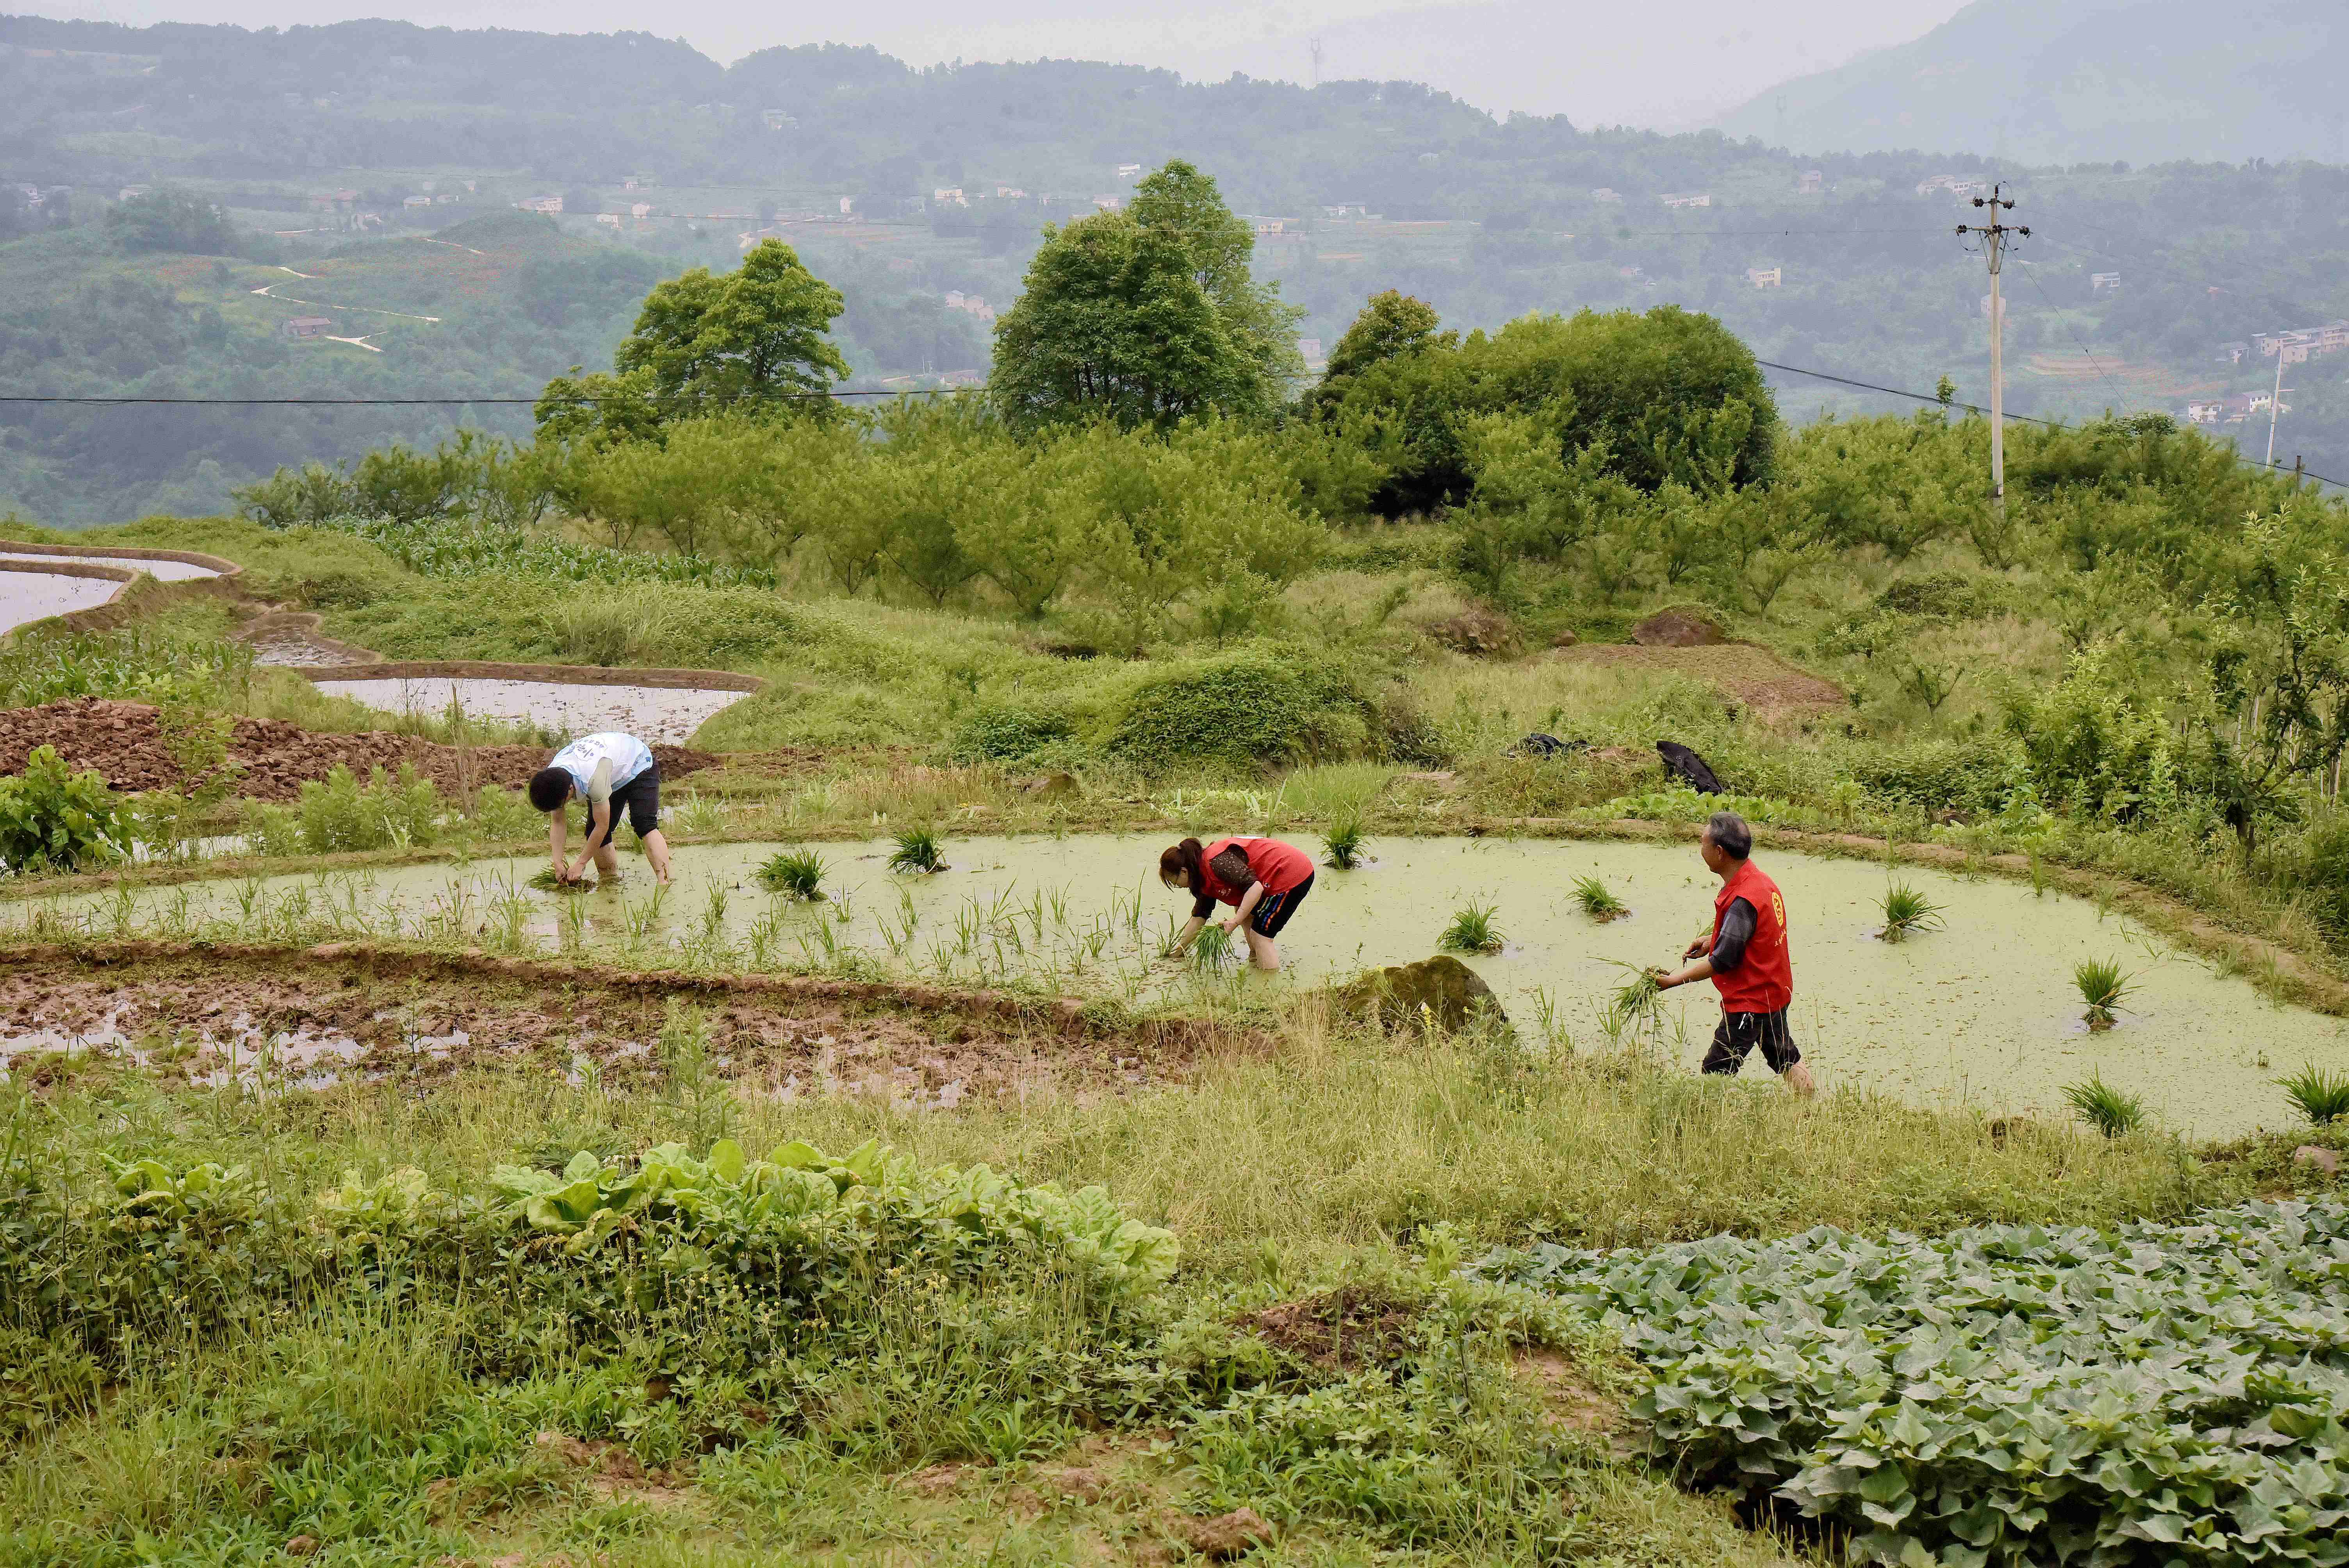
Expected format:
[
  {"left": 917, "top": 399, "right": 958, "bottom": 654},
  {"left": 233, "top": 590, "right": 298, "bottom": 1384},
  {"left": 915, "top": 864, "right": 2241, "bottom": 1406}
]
[{"left": 1651, "top": 810, "right": 1817, "bottom": 1095}]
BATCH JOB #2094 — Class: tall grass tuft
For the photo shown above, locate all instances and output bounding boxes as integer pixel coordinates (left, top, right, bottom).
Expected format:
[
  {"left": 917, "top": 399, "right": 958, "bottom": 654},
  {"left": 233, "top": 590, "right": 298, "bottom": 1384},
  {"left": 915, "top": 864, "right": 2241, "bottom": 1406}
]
[
  {"left": 2074, "top": 958, "right": 2134, "bottom": 1029},
  {"left": 1438, "top": 899, "right": 1504, "bottom": 955},
  {"left": 889, "top": 826, "right": 948, "bottom": 874},
  {"left": 1322, "top": 808, "right": 1366, "bottom": 870},
  {"left": 2277, "top": 1062, "right": 2349, "bottom": 1126},
  {"left": 2064, "top": 1072, "right": 2146, "bottom": 1138},
  {"left": 1879, "top": 881, "right": 1945, "bottom": 943},
  {"left": 1572, "top": 875, "right": 1628, "bottom": 922},
  {"left": 755, "top": 847, "right": 828, "bottom": 900}
]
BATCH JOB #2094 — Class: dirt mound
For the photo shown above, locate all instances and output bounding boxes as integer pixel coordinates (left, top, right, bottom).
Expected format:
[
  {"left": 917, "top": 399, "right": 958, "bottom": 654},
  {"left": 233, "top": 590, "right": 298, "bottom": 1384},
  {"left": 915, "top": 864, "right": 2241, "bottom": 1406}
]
[
  {"left": 1631, "top": 606, "right": 1726, "bottom": 646},
  {"left": 1249, "top": 1285, "right": 1423, "bottom": 1370},
  {"left": 0, "top": 698, "right": 713, "bottom": 802},
  {"left": 1552, "top": 643, "right": 1844, "bottom": 712}
]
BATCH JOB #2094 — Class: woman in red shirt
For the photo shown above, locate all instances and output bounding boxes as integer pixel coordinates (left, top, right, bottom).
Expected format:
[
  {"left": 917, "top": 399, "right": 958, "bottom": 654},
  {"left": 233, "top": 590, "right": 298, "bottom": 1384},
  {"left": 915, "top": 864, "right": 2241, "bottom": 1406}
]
[{"left": 1158, "top": 835, "right": 1316, "bottom": 971}]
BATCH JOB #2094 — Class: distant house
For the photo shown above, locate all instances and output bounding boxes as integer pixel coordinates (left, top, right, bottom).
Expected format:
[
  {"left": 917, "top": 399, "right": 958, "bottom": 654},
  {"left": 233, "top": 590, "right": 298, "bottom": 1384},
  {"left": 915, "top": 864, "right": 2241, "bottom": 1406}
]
[
  {"left": 932, "top": 187, "right": 967, "bottom": 206},
  {"left": 632, "top": 203, "right": 654, "bottom": 220},
  {"left": 402, "top": 195, "right": 431, "bottom": 209},
  {"left": 1659, "top": 191, "right": 1712, "bottom": 208},
  {"left": 1590, "top": 187, "right": 1622, "bottom": 203},
  {"left": 993, "top": 185, "right": 1026, "bottom": 198},
  {"left": 838, "top": 197, "right": 854, "bottom": 215},
  {"left": 1618, "top": 265, "right": 1643, "bottom": 280},
  {"left": 595, "top": 212, "right": 620, "bottom": 226},
  {"left": 624, "top": 177, "right": 654, "bottom": 192},
  {"left": 2091, "top": 272, "right": 2121, "bottom": 292},
  {"left": 1747, "top": 267, "right": 1782, "bottom": 289},
  {"left": 1797, "top": 169, "right": 1825, "bottom": 194},
  {"left": 761, "top": 109, "right": 797, "bottom": 130},
  {"left": 1116, "top": 162, "right": 1142, "bottom": 179},
  {"left": 1251, "top": 217, "right": 1287, "bottom": 235},
  {"left": 1093, "top": 194, "right": 1123, "bottom": 210},
  {"left": 2219, "top": 340, "right": 2250, "bottom": 363},
  {"left": 517, "top": 195, "right": 562, "bottom": 213},
  {"left": 2186, "top": 398, "right": 2225, "bottom": 425},
  {"left": 1297, "top": 337, "right": 1324, "bottom": 363},
  {"left": 284, "top": 316, "right": 332, "bottom": 339},
  {"left": 117, "top": 185, "right": 147, "bottom": 201}
]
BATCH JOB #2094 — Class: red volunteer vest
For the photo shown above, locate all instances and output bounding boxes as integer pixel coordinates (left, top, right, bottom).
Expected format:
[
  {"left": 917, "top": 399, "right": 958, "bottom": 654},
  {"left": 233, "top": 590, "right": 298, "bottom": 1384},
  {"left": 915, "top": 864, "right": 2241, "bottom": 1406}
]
[
  {"left": 1201, "top": 837, "right": 1313, "bottom": 903},
  {"left": 1711, "top": 859, "right": 1793, "bottom": 1014}
]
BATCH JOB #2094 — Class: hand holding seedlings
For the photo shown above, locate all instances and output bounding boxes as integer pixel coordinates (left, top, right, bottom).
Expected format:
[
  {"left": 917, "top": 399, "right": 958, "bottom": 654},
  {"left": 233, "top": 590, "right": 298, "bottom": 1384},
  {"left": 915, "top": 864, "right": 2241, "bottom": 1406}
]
[{"left": 1158, "top": 836, "right": 1315, "bottom": 973}]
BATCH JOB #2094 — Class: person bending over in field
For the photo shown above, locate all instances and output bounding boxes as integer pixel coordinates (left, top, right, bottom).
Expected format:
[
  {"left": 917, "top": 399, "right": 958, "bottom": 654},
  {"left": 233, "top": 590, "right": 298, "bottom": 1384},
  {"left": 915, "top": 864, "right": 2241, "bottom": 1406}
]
[
  {"left": 529, "top": 731, "right": 673, "bottom": 887},
  {"left": 1160, "top": 835, "right": 1315, "bottom": 972},
  {"left": 1650, "top": 809, "right": 1816, "bottom": 1095}
]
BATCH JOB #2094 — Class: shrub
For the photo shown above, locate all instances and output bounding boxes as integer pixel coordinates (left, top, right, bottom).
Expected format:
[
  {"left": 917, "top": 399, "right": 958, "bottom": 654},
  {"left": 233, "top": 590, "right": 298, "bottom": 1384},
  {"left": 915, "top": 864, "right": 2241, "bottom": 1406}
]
[
  {"left": 1875, "top": 571, "right": 2000, "bottom": 620},
  {"left": 292, "top": 763, "right": 443, "bottom": 853},
  {"left": 2277, "top": 1062, "right": 2349, "bottom": 1126},
  {"left": 1105, "top": 649, "right": 1365, "bottom": 771},
  {"left": 1482, "top": 1199, "right": 2349, "bottom": 1568},
  {"left": 0, "top": 747, "right": 129, "bottom": 872},
  {"left": 953, "top": 703, "right": 1075, "bottom": 764}
]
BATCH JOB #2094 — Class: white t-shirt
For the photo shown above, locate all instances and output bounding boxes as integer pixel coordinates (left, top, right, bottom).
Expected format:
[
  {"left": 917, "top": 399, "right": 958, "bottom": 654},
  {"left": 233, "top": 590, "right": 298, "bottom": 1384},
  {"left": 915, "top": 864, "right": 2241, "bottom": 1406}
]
[{"left": 550, "top": 732, "right": 653, "bottom": 805}]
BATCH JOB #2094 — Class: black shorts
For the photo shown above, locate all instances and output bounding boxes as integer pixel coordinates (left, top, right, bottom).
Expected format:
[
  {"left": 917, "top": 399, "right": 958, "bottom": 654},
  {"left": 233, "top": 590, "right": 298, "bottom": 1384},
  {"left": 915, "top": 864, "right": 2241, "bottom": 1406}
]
[
  {"left": 1701, "top": 1008, "right": 1801, "bottom": 1076},
  {"left": 1249, "top": 875, "right": 1312, "bottom": 938},
  {"left": 602, "top": 766, "right": 660, "bottom": 838}
]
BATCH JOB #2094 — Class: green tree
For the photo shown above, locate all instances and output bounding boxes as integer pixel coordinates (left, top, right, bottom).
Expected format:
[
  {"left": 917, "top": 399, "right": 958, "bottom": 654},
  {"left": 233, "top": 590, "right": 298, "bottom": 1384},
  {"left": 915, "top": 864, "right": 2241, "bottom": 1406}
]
[
  {"left": 107, "top": 189, "right": 238, "bottom": 255},
  {"left": 990, "top": 161, "right": 1300, "bottom": 431},
  {"left": 1321, "top": 289, "right": 1453, "bottom": 383}
]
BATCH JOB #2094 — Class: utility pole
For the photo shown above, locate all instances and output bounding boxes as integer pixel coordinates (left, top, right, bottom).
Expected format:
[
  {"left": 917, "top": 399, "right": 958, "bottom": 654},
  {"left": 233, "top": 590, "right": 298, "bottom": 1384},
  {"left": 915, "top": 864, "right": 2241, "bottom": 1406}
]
[
  {"left": 1308, "top": 36, "right": 1324, "bottom": 89},
  {"left": 1958, "top": 185, "right": 2029, "bottom": 522},
  {"left": 2265, "top": 347, "right": 2288, "bottom": 467}
]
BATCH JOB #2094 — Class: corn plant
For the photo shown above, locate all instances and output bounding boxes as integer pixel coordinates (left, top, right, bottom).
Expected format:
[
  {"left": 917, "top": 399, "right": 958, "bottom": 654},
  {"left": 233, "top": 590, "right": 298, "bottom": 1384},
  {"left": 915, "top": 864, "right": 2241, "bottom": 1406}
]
[
  {"left": 1438, "top": 899, "right": 1505, "bottom": 955},
  {"left": 889, "top": 826, "right": 948, "bottom": 874},
  {"left": 2073, "top": 958, "right": 2134, "bottom": 1029},
  {"left": 2277, "top": 1062, "right": 2349, "bottom": 1126},
  {"left": 1571, "top": 875, "right": 1627, "bottom": 921},
  {"left": 2064, "top": 1071, "right": 2145, "bottom": 1138},
  {"left": 1879, "top": 881, "right": 1945, "bottom": 942},
  {"left": 755, "top": 847, "right": 827, "bottom": 900}
]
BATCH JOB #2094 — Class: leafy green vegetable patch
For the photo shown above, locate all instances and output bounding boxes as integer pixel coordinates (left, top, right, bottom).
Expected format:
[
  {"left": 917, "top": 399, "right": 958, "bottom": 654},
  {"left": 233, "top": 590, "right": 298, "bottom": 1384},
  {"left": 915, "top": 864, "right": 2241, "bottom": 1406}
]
[{"left": 1478, "top": 1200, "right": 2349, "bottom": 1566}]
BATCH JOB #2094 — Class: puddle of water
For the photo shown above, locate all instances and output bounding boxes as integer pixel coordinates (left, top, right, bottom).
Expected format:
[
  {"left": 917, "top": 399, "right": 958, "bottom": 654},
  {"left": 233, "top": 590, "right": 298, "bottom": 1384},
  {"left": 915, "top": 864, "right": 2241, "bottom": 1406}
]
[
  {"left": 15, "top": 835, "right": 2345, "bottom": 1138},
  {"left": 0, "top": 570, "right": 123, "bottom": 634},
  {"left": 0, "top": 551, "right": 223, "bottom": 581},
  {"left": 309, "top": 675, "right": 749, "bottom": 744}
]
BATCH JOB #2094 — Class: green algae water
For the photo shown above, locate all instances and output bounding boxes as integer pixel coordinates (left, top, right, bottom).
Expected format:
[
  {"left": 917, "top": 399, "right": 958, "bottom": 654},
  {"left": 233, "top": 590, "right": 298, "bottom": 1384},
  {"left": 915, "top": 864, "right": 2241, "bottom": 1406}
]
[{"left": 23, "top": 834, "right": 2347, "bottom": 1138}]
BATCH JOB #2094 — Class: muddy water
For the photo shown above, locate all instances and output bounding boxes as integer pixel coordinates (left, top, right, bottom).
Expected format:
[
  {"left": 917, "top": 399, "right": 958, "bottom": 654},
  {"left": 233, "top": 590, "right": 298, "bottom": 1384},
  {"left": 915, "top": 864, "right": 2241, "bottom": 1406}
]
[{"left": 22, "top": 834, "right": 2347, "bottom": 1137}]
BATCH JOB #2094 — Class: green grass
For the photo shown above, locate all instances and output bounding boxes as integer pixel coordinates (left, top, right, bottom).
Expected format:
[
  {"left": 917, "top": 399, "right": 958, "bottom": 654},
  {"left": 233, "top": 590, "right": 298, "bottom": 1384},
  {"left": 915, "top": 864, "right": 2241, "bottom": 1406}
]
[
  {"left": 754, "top": 846, "right": 829, "bottom": 900},
  {"left": 2074, "top": 957, "right": 2135, "bottom": 1027},
  {"left": 2277, "top": 1062, "right": 2349, "bottom": 1125},
  {"left": 2065, "top": 1072, "right": 2148, "bottom": 1138},
  {"left": 1879, "top": 880, "right": 1945, "bottom": 941},
  {"left": 888, "top": 825, "right": 948, "bottom": 874},
  {"left": 1437, "top": 898, "right": 1504, "bottom": 954},
  {"left": 1572, "top": 874, "right": 1628, "bottom": 921}
]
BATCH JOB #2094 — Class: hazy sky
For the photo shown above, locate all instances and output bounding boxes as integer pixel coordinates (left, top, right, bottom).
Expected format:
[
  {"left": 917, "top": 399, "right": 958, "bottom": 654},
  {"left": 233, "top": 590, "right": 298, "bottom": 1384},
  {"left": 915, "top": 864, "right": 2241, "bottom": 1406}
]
[{"left": 33, "top": 0, "right": 1977, "bottom": 128}]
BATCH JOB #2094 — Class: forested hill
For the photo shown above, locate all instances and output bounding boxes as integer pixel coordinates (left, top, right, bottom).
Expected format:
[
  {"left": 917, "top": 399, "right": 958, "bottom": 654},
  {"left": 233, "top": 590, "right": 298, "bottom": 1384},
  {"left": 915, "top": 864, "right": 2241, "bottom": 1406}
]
[
  {"left": 1714, "top": 0, "right": 2349, "bottom": 166},
  {"left": 4, "top": 12, "right": 2349, "bottom": 525}
]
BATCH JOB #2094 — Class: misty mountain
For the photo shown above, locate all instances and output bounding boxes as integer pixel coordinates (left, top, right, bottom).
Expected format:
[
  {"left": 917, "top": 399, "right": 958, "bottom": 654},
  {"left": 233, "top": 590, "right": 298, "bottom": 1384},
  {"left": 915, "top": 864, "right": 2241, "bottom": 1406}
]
[{"left": 1715, "top": 0, "right": 2349, "bottom": 165}]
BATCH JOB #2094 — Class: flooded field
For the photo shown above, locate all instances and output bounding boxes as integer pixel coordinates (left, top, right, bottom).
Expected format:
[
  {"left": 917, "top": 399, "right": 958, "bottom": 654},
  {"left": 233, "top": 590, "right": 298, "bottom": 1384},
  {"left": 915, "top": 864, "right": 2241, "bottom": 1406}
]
[
  {"left": 308, "top": 674, "right": 750, "bottom": 744},
  {"left": 13, "top": 834, "right": 2344, "bottom": 1137}
]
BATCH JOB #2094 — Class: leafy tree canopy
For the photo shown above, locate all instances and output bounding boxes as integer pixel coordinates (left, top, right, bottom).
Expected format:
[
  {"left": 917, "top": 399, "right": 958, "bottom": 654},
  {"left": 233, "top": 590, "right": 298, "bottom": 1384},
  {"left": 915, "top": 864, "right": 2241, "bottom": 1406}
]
[
  {"left": 106, "top": 189, "right": 238, "bottom": 257},
  {"left": 989, "top": 160, "right": 1301, "bottom": 433}
]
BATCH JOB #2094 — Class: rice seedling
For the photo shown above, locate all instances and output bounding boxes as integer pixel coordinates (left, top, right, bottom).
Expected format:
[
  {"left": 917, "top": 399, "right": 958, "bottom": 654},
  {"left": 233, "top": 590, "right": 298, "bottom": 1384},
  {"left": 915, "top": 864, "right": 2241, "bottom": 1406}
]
[
  {"left": 889, "top": 825, "right": 948, "bottom": 874},
  {"left": 755, "top": 847, "right": 828, "bottom": 900},
  {"left": 1189, "top": 922, "right": 1239, "bottom": 971},
  {"left": 1605, "top": 959, "right": 1662, "bottom": 1020},
  {"left": 1323, "top": 808, "right": 1367, "bottom": 870},
  {"left": 2276, "top": 1062, "right": 2349, "bottom": 1126},
  {"left": 528, "top": 868, "right": 593, "bottom": 892},
  {"left": 1438, "top": 898, "right": 1505, "bottom": 955},
  {"left": 1572, "top": 875, "right": 1628, "bottom": 921},
  {"left": 1879, "top": 881, "right": 1945, "bottom": 942},
  {"left": 2074, "top": 957, "right": 2134, "bottom": 1029},
  {"left": 2064, "top": 1072, "right": 2146, "bottom": 1138}
]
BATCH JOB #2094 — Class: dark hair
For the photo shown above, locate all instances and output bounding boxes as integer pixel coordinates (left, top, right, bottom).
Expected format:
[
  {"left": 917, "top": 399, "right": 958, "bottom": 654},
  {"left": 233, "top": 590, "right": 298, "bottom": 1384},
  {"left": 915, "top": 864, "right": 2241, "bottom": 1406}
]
[
  {"left": 1160, "top": 838, "right": 1207, "bottom": 898},
  {"left": 1704, "top": 810, "right": 1753, "bottom": 860},
  {"left": 528, "top": 767, "right": 573, "bottom": 813}
]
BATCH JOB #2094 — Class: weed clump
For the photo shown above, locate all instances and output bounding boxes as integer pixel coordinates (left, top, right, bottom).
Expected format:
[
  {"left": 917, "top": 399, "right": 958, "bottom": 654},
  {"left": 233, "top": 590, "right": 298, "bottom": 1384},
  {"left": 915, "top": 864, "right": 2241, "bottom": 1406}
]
[
  {"left": 1437, "top": 899, "right": 1504, "bottom": 955},
  {"left": 2074, "top": 958, "right": 2134, "bottom": 1030},
  {"left": 2277, "top": 1062, "right": 2349, "bottom": 1125},
  {"left": 755, "top": 847, "right": 828, "bottom": 900},
  {"left": 2064, "top": 1072, "right": 2146, "bottom": 1138},
  {"left": 888, "top": 826, "right": 948, "bottom": 874},
  {"left": 1571, "top": 875, "right": 1627, "bottom": 921}
]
